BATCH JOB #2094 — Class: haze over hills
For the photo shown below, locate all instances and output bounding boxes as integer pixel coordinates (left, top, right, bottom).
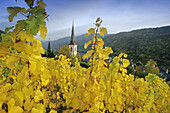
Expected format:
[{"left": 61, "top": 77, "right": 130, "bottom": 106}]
[{"left": 42, "top": 26, "right": 170, "bottom": 67}]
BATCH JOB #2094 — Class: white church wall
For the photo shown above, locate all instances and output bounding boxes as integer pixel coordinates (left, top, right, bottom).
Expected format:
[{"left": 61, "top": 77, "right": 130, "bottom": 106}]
[{"left": 69, "top": 44, "right": 77, "bottom": 56}]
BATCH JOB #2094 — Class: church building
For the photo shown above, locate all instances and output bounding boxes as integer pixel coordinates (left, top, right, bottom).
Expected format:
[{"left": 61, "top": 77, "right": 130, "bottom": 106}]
[{"left": 69, "top": 23, "right": 77, "bottom": 56}]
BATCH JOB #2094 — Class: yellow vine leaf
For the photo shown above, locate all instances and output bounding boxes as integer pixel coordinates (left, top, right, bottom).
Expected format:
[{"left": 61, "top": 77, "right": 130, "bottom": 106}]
[
  {"left": 100, "top": 27, "right": 107, "bottom": 37},
  {"left": 85, "top": 33, "right": 89, "bottom": 37},
  {"left": 50, "top": 109, "right": 57, "bottom": 113},
  {"left": 8, "top": 98, "right": 15, "bottom": 112},
  {"left": 19, "top": 31, "right": 35, "bottom": 42},
  {"left": 41, "top": 68, "right": 50, "bottom": 86},
  {"left": 14, "top": 41, "right": 27, "bottom": 52},
  {"left": 88, "top": 28, "right": 95, "bottom": 34},
  {"left": 15, "top": 91, "right": 24, "bottom": 106},
  {"left": 123, "top": 59, "right": 130, "bottom": 68},
  {"left": 24, "top": 100, "right": 34, "bottom": 111},
  {"left": 0, "top": 47, "right": 10, "bottom": 57},
  {"left": 32, "top": 104, "right": 44, "bottom": 113},
  {"left": 124, "top": 53, "right": 127, "bottom": 58},
  {"left": 40, "top": 26, "right": 47, "bottom": 40},
  {"left": 49, "top": 102, "right": 56, "bottom": 109},
  {"left": 0, "top": 92, "right": 6, "bottom": 100},
  {"left": 29, "top": 60, "right": 37, "bottom": 74},
  {"left": 34, "top": 90, "right": 44, "bottom": 102},
  {"left": 32, "top": 39, "right": 45, "bottom": 54},
  {"left": 84, "top": 40, "right": 92, "bottom": 49},
  {"left": 85, "top": 28, "right": 95, "bottom": 37},
  {"left": 6, "top": 55, "right": 19, "bottom": 69},
  {"left": 31, "top": 107, "right": 42, "bottom": 113},
  {"left": 9, "top": 106, "right": 23, "bottom": 113}
]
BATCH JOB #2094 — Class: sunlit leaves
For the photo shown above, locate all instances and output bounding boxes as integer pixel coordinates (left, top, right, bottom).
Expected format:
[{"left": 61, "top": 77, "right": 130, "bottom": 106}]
[
  {"left": 50, "top": 109, "right": 57, "bottom": 113},
  {"left": 31, "top": 104, "right": 44, "bottom": 113},
  {"left": 85, "top": 28, "right": 95, "bottom": 37},
  {"left": 15, "top": 91, "right": 24, "bottom": 106},
  {"left": 84, "top": 40, "right": 92, "bottom": 49},
  {"left": 6, "top": 55, "right": 19, "bottom": 69},
  {"left": 40, "top": 26, "right": 47, "bottom": 39},
  {"left": 8, "top": 98, "right": 15, "bottom": 113},
  {"left": 122, "top": 59, "right": 130, "bottom": 68},
  {"left": 19, "top": 31, "right": 34, "bottom": 42},
  {"left": 34, "top": 90, "right": 44, "bottom": 102},
  {"left": 99, "top": 27, "right": 107, "bottom": 37}
]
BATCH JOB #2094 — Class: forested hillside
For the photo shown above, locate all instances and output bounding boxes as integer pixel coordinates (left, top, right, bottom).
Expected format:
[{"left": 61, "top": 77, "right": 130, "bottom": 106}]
[
  {"left": 42, "top": 26, "right": 170, "bottom": 67},
  {"left": 103, "top": 26, "right": 170, "bottom": 67}
]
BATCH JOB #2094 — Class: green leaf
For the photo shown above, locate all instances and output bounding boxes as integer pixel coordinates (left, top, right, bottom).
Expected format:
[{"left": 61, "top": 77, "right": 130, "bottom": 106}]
[
  {"left": 88, "top": 28, "right": 95, "bottom": 35},
  {"left": 25, "top": 0, "right": 34, "bottom": 8},
  {"left": 25, "top": 15, "right": 36, "bottom": 30},
  {"left": 96, "top": 17, "right": 100, "bottom": 23},
  {"left": 5, "top": 26, "right": 14, "bottom": 33},
  {"left": 16, "top": 20, "right": 26, "bottom": 28},
  {"left": 20, "top": 8, "right": 27, "bottom": 14},
  {"left": 95, "top": 23, "right": 100, "bottom": 27},
  {"left": 36, "top": 0, "right": 47, "bottom": 9},
  {"left": 7, "top": 7, "right": 25, "bottom": 22},
  {"left": 30, "top": 25, "right": 40, "bottom": 35}
]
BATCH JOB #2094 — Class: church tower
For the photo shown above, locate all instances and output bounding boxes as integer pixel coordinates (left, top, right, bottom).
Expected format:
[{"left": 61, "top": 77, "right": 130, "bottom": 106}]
[
  {"left": 69, "top": 22, "right": 77, "bottom": 56},
  {"left": 47, "top": 38, "right": 51, "bottom": 53}
]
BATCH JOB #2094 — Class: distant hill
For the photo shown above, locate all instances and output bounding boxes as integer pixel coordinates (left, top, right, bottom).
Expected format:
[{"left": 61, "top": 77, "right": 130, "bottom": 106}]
[
  {"left": 42, "top": 26, "right": 170, "bottom": 67},
  {"left": 103, "top": 26, "right": 170, "bottom": 67}
]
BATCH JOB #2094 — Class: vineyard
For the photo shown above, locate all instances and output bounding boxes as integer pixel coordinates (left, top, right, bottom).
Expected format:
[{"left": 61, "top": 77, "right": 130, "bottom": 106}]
[{"left": 0, "top": 0, "right": 169, "bottom": 113}]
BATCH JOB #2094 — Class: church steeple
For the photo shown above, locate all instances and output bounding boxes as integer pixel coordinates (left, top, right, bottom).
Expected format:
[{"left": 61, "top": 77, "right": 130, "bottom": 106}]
[
  {"left": 69, "top": 22, "right": 76, "bottom": 45},
  {"left": 68, "top": 21, "right": 77, "bottom": 56},
  {"left": 47, "top": 38, "right": 51, "bottom": 53}
]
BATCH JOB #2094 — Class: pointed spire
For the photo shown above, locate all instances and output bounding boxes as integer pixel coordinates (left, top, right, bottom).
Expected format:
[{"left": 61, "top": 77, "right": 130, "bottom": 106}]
[
  {"left": 69, "top": 21, "right": 76, "bottom": 45},
  {"left": 47, "top": 38, "right": 51, "bottom": 53}
]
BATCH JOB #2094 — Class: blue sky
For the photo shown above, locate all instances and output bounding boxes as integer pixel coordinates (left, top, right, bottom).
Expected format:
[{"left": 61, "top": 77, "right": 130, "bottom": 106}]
[{"left": 0, "top": 0, "right": 170, "bottom": 40}]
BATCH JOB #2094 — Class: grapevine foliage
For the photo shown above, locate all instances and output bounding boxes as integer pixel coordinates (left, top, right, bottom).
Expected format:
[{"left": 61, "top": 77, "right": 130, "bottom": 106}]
[{"left": 0, "top": 1, "right": 169, "bottom": 113}]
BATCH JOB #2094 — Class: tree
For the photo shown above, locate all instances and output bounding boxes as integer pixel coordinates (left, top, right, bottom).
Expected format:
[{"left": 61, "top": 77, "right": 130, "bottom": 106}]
[
  {"left": 76, "top": 52, "right": 82, "bottom": 62},
  {"left": 135, "top": 63, "right": 146, "bottom": 78},
  {"left": 145, "top": 59, "right": 160, "bottom": 74},
  {"left": 127, "top": 66, "right": 135, "bottom": 75},
  {"left": 57, "top": 45, "right": 73, "bottom": 59},
  {"left": 57, "top": 45, "right": 82, "bottom": 66}
]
